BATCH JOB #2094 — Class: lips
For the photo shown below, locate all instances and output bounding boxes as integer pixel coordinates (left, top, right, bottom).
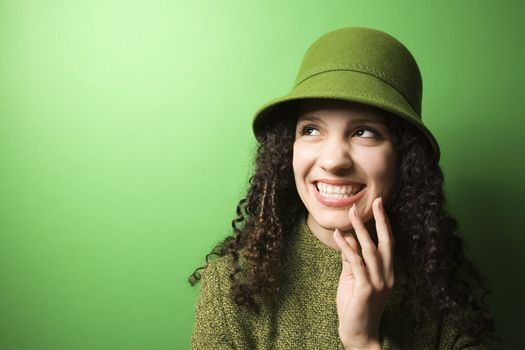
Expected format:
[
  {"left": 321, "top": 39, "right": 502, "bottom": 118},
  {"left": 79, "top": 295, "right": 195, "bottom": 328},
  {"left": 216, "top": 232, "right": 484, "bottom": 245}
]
[{"left": 312, "top": 180, "right": 366, "bottom": 207}]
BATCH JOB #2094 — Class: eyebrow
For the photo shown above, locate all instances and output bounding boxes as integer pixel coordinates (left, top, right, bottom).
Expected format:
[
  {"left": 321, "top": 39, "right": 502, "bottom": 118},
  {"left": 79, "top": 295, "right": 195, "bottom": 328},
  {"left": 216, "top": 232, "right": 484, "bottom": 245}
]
[
  {"left": 297, "top": 115, "right": 326, "bottom": 125},
  {"left": 297, "top": 115, "right": 387, "bottom": 126}
]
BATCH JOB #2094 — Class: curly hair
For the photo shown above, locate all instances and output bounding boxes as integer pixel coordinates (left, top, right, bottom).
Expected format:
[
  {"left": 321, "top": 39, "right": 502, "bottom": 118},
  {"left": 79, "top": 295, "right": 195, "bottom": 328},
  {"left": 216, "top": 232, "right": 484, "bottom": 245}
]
[
  {"left": 385, "top": 117, "right": 495, "bottom": 342},
  {"left": 189, "top": 105, "right": 495, "bottom": 343}
]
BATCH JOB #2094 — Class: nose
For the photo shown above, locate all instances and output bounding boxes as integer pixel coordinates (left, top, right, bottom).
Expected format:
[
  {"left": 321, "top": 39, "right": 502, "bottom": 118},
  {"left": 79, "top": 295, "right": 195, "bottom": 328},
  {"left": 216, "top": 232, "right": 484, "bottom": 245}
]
[{"left": 319, "top": 135, "right": 353, "bottom": 174}]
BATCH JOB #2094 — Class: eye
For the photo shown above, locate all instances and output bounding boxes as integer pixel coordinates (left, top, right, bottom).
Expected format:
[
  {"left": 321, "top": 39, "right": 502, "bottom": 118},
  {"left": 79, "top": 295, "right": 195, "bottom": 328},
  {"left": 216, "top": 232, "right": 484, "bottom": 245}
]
[
  {"left": 298, "top": 124, "right": 321, "bottom": 136},
  {"left": 353, "top": 127, "right": 379, "bottom": 138}
]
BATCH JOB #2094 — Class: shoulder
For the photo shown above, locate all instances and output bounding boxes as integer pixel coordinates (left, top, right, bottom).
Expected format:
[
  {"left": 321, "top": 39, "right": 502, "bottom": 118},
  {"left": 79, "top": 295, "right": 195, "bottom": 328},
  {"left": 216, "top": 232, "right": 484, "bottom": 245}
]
[
  {"left": 381, "top": 278, "right": 489, "bottom": 349},
  {"left": 192, "top": 254, "right": 239, "bottom": 349},
  {"left": 201, "top": 251, "right": 247, "bottom": 278},
  {"left": 199, "top": 254, "right": 235, "bottom": 294},
  {"left": 436, "top": 316, "right": 489, "bottom": 350},
  {"left": 198, "top": 251, "right": 253, "bottom": 304}
]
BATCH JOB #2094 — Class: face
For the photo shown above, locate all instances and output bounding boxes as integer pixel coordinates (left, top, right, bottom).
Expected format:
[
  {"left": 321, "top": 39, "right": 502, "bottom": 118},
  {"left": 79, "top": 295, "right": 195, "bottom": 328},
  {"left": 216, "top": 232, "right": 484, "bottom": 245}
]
[{"left": 293, "top": 100, "right": 397, "bottom": 235}]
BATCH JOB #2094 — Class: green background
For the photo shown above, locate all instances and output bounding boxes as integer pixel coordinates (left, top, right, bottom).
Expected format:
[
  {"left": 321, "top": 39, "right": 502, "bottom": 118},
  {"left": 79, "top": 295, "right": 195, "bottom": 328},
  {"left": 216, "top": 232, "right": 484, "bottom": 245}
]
[{"left": 0, "top": 1, "right": 523, "bottom": 349}]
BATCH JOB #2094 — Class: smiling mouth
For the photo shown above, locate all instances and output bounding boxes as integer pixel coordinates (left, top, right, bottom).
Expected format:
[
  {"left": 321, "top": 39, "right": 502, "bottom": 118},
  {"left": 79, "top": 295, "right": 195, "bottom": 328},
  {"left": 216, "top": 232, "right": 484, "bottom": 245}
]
[
  {"left": 315, "top": 181, "right": 365, "bottom": 198},
  {"left": 312, "top": 181, "right": 366, "bottom": 207}
]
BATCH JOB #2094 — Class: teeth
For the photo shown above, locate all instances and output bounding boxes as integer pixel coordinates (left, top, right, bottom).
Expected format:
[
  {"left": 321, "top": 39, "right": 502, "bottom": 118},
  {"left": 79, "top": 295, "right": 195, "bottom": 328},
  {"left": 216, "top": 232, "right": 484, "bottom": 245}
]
[{"left": 316, "top": 182, "right": 363, "bottom": 198}]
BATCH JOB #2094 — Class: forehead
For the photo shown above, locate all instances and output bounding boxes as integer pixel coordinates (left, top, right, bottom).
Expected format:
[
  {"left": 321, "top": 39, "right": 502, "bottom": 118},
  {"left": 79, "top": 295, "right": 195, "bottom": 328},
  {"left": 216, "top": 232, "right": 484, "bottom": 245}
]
[{"left": 297, "top": 99, "right": 389, "bottom": 124}]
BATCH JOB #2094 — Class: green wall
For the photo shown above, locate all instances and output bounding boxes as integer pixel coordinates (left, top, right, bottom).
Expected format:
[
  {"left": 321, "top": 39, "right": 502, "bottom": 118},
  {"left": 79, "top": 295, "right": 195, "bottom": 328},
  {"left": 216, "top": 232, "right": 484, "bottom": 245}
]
[{"left": 1, "top": 1, "right": 523, "bottom": 349}]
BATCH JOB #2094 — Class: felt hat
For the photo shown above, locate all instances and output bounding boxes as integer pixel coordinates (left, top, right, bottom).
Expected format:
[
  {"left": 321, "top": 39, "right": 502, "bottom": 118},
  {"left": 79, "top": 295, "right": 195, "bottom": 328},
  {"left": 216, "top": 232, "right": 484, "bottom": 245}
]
[{"left": 252, "top": 27, "right": 440, "bottom": 159}]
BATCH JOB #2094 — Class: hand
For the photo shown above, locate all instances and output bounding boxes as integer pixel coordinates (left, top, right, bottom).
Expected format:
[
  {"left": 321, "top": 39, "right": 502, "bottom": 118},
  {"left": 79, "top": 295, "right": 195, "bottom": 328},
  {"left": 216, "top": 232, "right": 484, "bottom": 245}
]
[{"left": 333, "top": 196, "right": 394, "bottom": 350}]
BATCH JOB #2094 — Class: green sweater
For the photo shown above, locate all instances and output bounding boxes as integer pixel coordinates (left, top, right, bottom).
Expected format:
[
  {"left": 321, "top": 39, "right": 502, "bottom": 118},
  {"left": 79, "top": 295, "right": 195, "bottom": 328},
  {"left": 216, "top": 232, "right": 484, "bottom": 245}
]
[{"left": 192, "top": 217, "right": 485, "bottom": 349}]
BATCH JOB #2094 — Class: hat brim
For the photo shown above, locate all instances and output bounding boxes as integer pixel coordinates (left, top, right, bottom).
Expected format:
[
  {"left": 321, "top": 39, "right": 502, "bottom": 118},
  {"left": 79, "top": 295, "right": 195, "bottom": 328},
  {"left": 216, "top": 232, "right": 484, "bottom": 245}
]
[{"left": 253, "top": 70, "right": 440, "bottom": 159}]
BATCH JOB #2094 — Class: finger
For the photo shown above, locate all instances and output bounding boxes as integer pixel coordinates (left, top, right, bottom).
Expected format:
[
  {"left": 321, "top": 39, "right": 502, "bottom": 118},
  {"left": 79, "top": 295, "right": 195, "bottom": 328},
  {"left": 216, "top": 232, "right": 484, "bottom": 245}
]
[
  {"left": 349, "top": 203, "right": 383, "bottom": 284},
  {"left": 333, "top": 229, "right": 368, "bottom": 283},
  {"left": 334, "top": 229, "right": 352, "bottom": 261},
  {"left": 373, "top": 196, "right": 395, "bottom": 284},
  {"left": 343, "top": 231, "right": 359, "bottom": 252},
  {"left": 339, "top": 235, "right": 354, "bottom": 279}
]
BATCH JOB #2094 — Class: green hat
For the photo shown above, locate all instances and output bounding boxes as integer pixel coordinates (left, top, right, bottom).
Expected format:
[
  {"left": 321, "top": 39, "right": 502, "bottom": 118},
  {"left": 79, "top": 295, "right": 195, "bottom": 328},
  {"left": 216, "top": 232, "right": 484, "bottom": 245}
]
[{"left": 252, "top": 27, "right": 440, "bottom": 160}]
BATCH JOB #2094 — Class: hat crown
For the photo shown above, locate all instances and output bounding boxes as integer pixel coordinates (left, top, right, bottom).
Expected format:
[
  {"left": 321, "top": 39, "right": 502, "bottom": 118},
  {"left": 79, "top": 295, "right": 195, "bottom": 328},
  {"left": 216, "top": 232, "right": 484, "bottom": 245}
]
[{"left": 294, "top": 27, "right": 423, "bottom": 115}]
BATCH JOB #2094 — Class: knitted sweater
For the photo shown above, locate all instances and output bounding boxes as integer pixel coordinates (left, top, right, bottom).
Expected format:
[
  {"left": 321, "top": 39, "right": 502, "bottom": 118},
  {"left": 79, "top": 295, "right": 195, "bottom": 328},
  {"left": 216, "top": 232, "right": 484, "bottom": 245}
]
[{"left": 191, "top": 217, "right": 485, "bottom": 349}]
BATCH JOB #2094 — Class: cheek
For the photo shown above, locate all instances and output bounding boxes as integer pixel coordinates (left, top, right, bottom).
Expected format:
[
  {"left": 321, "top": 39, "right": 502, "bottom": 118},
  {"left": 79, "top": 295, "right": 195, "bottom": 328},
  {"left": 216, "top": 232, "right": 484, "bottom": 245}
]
[
  {"left": 292, "top": 142, "right": 313, "bottom": 179},
  {"left": 359, "top": 149, "right": 397, "bottom": 186}
]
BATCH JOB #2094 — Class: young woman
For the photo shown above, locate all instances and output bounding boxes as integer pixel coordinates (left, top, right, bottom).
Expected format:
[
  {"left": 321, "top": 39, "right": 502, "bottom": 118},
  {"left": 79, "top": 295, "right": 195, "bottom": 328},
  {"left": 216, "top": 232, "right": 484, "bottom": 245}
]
[{"left": 189, "top": 27, "right": 494, "bottom": 349}]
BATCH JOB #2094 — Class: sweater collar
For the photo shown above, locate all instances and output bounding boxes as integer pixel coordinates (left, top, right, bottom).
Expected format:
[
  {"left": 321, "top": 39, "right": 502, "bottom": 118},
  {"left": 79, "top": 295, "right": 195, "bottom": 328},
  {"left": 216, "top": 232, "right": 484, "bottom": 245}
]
[{"left": 285, "top": 215, "right": 342, "bottom": 279}]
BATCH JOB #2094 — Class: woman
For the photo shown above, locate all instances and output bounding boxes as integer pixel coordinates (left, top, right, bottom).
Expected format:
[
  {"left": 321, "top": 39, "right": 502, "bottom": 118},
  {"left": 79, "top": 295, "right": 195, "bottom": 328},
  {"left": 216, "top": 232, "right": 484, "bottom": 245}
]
[{"left": 189, "top": 27, "right": 494, "bottom": 349}]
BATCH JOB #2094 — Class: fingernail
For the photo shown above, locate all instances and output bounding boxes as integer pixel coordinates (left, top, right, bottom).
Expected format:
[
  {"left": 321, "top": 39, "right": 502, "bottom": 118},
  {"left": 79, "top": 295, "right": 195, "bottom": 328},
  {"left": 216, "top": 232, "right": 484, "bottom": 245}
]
[
  {"left": 352, "top": 203, "right": 359, "bottom": 217},
  {"left": 378, "top": 196, "right": 383, "bottom": 210}
]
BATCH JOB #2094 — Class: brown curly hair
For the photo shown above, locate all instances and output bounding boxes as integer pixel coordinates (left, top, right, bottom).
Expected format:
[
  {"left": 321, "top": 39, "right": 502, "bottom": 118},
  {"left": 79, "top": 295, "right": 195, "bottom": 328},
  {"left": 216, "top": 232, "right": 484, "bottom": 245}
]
[{"left": 189, "top": 103, "right": 495, "bottom": 343}]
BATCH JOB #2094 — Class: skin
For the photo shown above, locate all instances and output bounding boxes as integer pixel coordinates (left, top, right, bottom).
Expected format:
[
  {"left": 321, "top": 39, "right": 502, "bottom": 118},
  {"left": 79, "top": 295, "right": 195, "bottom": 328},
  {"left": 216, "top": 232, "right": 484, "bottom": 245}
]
[{"left": 293, "top": 100, "right": 397, "bottom": 350}]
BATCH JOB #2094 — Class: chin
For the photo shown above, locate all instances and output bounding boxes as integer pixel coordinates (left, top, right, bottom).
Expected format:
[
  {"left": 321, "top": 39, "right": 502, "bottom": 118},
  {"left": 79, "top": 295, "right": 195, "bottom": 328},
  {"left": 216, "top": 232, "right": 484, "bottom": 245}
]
[
  {"left": 313, "top": 206, "right": 375, "bottom": 232},
  {"left": 314, "top": 210, "right": 353, "bottom": 231}
]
